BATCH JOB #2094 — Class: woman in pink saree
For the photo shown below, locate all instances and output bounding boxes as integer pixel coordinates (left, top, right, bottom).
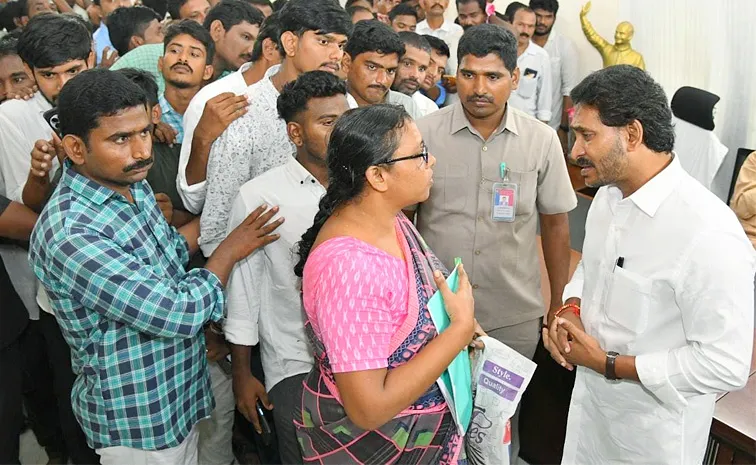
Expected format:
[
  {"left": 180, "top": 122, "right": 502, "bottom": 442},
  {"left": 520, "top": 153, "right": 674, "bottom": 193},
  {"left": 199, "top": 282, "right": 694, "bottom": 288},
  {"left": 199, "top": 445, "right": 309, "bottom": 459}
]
[{"left": 293, "top": 104, "right": 478, "bottom": 464}]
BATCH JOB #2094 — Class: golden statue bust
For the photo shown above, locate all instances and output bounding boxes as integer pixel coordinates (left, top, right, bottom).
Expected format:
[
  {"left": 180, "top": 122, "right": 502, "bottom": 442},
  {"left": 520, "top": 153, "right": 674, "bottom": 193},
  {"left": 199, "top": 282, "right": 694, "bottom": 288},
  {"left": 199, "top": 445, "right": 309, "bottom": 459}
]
[{"left": 580, "top": 1, "right": 645, "bottom": 70}]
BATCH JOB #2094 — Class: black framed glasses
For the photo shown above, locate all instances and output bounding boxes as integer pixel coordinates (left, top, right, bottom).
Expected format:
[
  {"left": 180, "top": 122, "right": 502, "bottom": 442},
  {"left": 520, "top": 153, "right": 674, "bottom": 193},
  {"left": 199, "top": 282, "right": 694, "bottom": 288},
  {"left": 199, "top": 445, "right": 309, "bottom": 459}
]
[{"left": 379, "top": 143, "right": 429, "bottom": 166}]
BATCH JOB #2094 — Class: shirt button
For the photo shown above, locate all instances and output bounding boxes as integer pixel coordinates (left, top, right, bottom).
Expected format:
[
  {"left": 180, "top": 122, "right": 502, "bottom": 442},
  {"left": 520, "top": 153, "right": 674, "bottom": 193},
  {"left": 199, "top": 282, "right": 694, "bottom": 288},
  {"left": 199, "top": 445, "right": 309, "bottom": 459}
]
[
  {"left": 482, "top": 146, "right": 488, "bottom": 152},
  {"left": 474, "top": 250, "right": 481, "bottom": 255},
  {"left": 472, "top": 284, "right": 479, "bottom": 289}
]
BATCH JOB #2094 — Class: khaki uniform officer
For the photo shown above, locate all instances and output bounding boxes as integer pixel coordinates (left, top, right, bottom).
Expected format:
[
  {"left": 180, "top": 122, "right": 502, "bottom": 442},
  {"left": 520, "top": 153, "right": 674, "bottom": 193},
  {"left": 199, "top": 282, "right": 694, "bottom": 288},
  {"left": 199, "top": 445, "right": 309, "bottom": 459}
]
[{"left": 412, "top": 24, "right": 577, "bottom": 360}]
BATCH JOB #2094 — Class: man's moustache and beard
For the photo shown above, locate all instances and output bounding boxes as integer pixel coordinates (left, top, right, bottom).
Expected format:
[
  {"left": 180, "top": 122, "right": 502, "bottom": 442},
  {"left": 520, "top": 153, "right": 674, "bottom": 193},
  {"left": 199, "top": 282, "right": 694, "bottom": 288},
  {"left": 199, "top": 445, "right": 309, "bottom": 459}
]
[
  {"left": 534, "top": 22, "right": 553, "bottom": 37},
  {"left": 393, "top": 76, "right": 420, "bottom": 96},
  {"left": 167, "top": 61, "right": 195, "bottom": 89},
  {"left": 368, "top": 83, "right": 388, "bottom": 100},
  {"left": 575, "top": 137, "right": 627, "bottom": 188}
]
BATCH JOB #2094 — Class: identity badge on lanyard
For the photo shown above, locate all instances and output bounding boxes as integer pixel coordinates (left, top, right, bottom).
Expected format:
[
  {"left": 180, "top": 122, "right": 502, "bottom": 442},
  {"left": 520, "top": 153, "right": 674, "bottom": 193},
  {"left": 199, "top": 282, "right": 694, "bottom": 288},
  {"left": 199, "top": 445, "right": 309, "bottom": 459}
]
[{"left": 492, "top": 162, "right": 517, "bottom": 222}]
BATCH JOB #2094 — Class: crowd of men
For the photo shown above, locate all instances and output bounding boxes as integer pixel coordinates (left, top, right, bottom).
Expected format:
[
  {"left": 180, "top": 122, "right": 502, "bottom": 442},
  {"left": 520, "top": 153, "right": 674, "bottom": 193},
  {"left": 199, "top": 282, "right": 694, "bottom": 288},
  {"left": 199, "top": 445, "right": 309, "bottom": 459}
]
[{"left": 0, "top": 0, "right": 753, "bottom": 464}]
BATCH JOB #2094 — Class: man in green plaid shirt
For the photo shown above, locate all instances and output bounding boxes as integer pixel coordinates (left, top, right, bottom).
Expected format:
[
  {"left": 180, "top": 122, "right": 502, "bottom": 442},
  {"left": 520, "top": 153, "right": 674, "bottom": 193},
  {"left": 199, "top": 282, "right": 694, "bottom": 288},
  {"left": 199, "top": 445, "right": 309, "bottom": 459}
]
[{"left": 29, "top": 68, "right": 282, "bottom": 464}]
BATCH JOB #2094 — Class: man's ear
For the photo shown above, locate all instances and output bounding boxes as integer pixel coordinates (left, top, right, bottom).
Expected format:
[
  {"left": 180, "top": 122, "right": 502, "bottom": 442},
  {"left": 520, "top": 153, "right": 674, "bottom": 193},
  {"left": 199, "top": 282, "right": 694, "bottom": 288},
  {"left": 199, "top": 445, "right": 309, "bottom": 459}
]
[
  {"left": 151, "top": 104, "right": 162, "bottom": 124},
  {"left": 625, "top": 119, "right": 644, "bottom": 153},
  {"left": 280, "top": 30, "right": 299, "bottom": 58},
  {"left": 341, "top": 53, "right": 353, "bottom": 75},
  {"left": 209, "top": 19, "right": 225, "bottom": 43},
  {"left": 130, "top": 35, "right": 145, "bottom": 51},
  {"left": 202, "top": 64, "right": 214, "bottom": 81},
  {"left": 62, "top": 134, "right": 87, "bottom": 166},
  {"left": 286, "top": 121, "right": 303, "bottom": 148},
  {"left": 510, "top": 66, "right": 520, "bottom": 90}
]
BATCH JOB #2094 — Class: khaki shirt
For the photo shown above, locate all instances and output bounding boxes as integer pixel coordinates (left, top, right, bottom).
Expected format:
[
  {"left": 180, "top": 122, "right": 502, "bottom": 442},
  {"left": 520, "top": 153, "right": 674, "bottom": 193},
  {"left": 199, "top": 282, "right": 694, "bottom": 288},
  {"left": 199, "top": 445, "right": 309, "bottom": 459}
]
[{"left": 415, "top": 103, "right": 577, "bottom": 329}]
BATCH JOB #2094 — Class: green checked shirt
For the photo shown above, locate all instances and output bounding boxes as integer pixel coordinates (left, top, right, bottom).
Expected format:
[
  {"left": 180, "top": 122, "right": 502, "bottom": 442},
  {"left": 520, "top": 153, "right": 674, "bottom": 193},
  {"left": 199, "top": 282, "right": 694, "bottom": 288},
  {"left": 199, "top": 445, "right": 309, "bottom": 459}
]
[
  {"left": 111, "top": 44, "right": 166, "bottom": 94},
  {"left": 29, "top": 160, "right": 225, "bottom": 450}
]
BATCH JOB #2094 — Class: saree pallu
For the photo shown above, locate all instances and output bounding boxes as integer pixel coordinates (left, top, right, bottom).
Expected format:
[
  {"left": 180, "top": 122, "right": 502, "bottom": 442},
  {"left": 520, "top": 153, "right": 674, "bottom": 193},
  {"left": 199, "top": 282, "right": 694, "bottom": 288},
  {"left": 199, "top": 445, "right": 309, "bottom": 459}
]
[{"left": 294, "top": 215, "right": 463, "bottom": 464}]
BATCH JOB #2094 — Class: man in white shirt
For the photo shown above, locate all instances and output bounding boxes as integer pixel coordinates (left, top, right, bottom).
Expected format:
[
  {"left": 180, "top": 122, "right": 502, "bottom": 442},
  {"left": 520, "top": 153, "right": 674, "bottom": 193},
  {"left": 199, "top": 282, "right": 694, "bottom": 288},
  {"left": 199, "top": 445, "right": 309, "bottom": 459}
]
[
  {"left": 544, "top": 65, "right": 755, "bottom": 465},
  {"left": 0, "top": 14, "right": 100, "bottom": 465},
  {"left": 505, "top": 3, "right": 551, "bottom": 124},
  {"left": 177, "top": 14, "right": 282, "bottom": 214},
  {"left": 342, "top": 20, "right": 420, "bottom": 118},
  {"left": 416, "top": 0, "right": 463, "bottom": 73},
  {"left": 227, "top": 70, "right": 349, "bottom": 465},
  {"left": 200, "top": 0, "right": 350, "bottom": 256},
  {"left": 530, "top": 0, "right": 579, "bottom": 146},
  {"left": 391, "top": 31, "right": 438, "bottom": 117}
]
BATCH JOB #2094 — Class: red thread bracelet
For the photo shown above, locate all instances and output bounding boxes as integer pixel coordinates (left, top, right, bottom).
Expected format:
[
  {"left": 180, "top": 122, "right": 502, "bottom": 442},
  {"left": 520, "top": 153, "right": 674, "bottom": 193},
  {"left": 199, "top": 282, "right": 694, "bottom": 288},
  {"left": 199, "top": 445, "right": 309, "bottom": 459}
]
[{"left": 555, "top": 303, "right": 581, "bottom": 318}]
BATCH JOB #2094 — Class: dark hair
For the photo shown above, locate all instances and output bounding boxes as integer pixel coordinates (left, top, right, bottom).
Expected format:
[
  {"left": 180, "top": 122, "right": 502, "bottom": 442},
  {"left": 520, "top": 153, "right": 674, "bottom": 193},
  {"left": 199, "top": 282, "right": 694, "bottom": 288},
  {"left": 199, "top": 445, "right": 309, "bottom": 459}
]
[
  {"left": 142, "top": 0, "right": 168, "bottom": 19},
  {"left": 397, "top": 31, "right": 430, "bottom": 54},
  {"left": 277, "top": 70, "right": 346, "bottom": 123},
  {"left": 167, "top": 0, "right": 189, "bottom": 20},
  {"left": 250, "top": 11, "right": 282, "bottom": 61},
  {"left": 271, "top": 0, "right": 287, "bottom": 12},
  {"left": 456, "top": 0, "right": 486, "bottom": 13},
  {"left": 294, "top": 104, "right": 410, "bottom": 277},
  {"left": 346, "top": 5, "right": 374, "bottom": 20},
  {"left": 277, "top": 0, "right": 352, "bottom": 39},
  {"left": 529, "top": 0, "right": 558, "bottom": 14},
  {"left": 504, "top": 1, "right": 531, "bottom": 22},
  {"left": 423, "top": 34, "right": 450, "bottom": 58},
  {"left": 571, "top": 65, "right": 675, "bottom": 153},
  {"left": 0, "top": 36, "right": 19, "bottom": 59},
  {"left": 58, "top": 69, "right": 149, "bottom": 143},
  {"left": 164, "top": 20, "right": 216, "bottom": 64},
  {"left": 116, "top": 67, "right": 159, "bottom": 106},
  {"left": 203, "top": 0, "right": 265, "bottom": 32},
  {"left": 107, "top": 6, "right": 162, "bottom": 56},
  {"left": 457, "top": 24, "right": 517, "bottom": 73},
  {"left": 0, "top": 2, "right": 23, "bottom": 33},
  {"left": 345, "top": 20, "right": 404, "bottom": 59},
  {"left": 17, "top": 14, "right": 91, "bottom": 69},
  {"left": 388, "top": 3, "right": 417, "bottom": 22}
]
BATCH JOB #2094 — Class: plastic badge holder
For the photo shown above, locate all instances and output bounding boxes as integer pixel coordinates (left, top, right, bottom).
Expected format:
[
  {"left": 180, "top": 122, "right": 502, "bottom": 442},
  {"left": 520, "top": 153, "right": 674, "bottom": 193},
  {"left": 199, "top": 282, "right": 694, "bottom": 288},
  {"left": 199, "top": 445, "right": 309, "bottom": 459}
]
[{"left": 427, "top": 258, "right": 473, "bottom": 435}]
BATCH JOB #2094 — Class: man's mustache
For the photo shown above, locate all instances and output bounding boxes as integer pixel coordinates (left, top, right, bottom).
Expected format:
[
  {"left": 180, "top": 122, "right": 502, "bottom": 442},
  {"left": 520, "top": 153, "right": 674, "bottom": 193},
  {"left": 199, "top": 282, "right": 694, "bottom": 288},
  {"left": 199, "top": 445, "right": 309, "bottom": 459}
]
[
  {"left": 171, "top": 62, "right": 193, "bottom": 73},
  {"left": 574, "top": 157, "right": 594, "bottom": 168},
  {"left": 124, "top": 157, "right": 154, "bottom": 172},
  {"left": 467, "top": 94, "right": 493, "bottom": 103}
]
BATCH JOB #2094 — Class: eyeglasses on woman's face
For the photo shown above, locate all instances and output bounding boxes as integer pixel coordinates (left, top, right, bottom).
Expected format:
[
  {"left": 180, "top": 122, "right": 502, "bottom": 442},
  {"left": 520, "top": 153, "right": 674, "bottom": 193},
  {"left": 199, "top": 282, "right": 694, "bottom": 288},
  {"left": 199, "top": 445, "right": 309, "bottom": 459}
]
[{"left": 379, "top": 143, "right": 429, "bottom": 166}]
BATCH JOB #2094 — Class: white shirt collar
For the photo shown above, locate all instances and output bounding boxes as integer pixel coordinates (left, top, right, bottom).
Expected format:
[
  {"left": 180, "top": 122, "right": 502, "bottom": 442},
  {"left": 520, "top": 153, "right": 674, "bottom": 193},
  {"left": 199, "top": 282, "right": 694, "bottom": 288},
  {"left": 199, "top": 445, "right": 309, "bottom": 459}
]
[
  {"left": 610, "top": 153, "right": 684, "bottom": 218},
  {"left": 284, "top": 157, "right": 321, "bottom": 187}
]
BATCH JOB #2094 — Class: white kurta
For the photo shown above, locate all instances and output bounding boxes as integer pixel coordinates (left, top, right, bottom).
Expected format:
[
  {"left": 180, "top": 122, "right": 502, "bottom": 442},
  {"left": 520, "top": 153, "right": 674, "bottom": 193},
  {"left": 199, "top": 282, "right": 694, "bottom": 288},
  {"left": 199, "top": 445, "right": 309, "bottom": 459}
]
[{"left": 561, "top": 155, "right": 755, "bottom": 465}]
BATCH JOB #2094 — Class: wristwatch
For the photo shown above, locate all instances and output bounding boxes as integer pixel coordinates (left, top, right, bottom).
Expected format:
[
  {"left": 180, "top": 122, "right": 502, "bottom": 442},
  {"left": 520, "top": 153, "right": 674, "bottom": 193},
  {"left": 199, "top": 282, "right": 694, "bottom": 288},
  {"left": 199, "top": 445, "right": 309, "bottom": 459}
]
[{"left": 605, "top": 351, "right": 620, "bottom": 380}]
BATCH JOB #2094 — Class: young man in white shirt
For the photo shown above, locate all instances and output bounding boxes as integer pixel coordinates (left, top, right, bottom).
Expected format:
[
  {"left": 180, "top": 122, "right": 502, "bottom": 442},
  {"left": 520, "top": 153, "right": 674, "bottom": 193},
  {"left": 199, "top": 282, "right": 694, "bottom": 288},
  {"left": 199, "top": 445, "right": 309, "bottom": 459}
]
[
  {"left": 177, "top": 13, "right": 282, "bottom": 214},
  {"left": 416, "top": 0, "right": 463, "bottom": 73},
  {"left": 0, "top": 14, "right": 100, "bottom": 465},
  {"left": 505, "top": 3, "right": 551, "bottom": 124},
  {"left": 342, "top": 20, "right": 420, "bottom": 118},
  {"left": 530, "top": 0, "right": 579, "bottom": 149},
  {"left": 391, "top": 31, "right": 438, "bottom": 117},
  {"left": 199, "top": 0, "right": 351, "bottom": 257},
  {"left": 545, "top": 65, "right": 755, "bottom": 465},
  {"left": 226, "top": 70, "right": 350, "bottom": 465}
]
